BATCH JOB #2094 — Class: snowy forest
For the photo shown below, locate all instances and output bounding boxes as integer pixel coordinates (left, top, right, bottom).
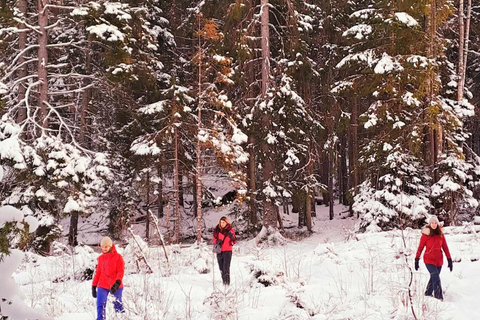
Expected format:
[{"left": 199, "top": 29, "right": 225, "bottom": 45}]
[{"left": 1, "top": 0, "right": 480, "bottom": 320}]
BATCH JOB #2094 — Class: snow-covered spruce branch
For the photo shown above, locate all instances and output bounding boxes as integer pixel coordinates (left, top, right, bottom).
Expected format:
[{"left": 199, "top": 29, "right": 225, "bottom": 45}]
[
  {"left": 47, "top": 83, "right": 96, "bottom": 96},
  {"left": 41, "top": 4, "right": 78, "bottom": 15},
  {"left": 12, "top": 18, "right": 41, "bottom": 35},
  {"left": 1, "top": 58, "right": 38, "bottom": 82},
  {"left": 44, "top": 20, "right": 61, "bottom": 31},
  {"left": 5, "top": 45, "right": 40, "bottom": 72}
]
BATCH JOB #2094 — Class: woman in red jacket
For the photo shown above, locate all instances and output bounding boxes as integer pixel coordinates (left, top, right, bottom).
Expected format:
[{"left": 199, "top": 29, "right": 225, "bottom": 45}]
[
  {"left": 92, "top": 237, "right": 125, "bottom": 320},
  {"left": 213, "top": 216, "right": 236, "bottom": 285},
  {"left": 415, "top": 216, "right": 452, "bottom": 301}
]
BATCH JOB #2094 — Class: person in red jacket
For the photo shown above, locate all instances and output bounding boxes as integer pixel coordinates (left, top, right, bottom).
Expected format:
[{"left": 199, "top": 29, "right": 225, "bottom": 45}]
[
  {"left": 92, "top": 237, "right": 125, "bottom": 320},
  {"left": 213, "top": 216, "right": 236, "bottom": 285},
  {"left": 415, "top": 216, "right": 452, "bottom": 301}
]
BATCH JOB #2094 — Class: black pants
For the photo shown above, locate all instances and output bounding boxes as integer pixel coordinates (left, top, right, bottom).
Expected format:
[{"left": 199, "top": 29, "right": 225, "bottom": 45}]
[
  {"left": 425, "top": 264, "right": 443, "bottom": 300},
  {"left": 217, "top": 251, "right": 232, "bottom": 285}
]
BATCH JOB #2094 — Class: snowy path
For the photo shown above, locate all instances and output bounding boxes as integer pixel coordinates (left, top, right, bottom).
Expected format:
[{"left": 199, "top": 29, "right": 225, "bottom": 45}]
[{"left": 13, "top": 205, "right": 480, "bottom": 320}]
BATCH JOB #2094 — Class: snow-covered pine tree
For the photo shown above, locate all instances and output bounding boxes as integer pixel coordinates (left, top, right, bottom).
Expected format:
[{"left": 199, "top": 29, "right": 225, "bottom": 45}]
[
  {"left": 0, "top": 1, "right": 117, "bottom": 250},
  {"left": 337, "top": 0, "right": 443, "bottom": 230}
]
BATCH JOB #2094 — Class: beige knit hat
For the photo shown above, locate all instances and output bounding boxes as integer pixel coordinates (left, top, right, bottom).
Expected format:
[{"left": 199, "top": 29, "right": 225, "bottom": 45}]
[
  {"left": 428, "top": 215, "right": 439, "bottom": 224},
  {"left": 100, "top": 236, "right": 113, "bottom": 248}
]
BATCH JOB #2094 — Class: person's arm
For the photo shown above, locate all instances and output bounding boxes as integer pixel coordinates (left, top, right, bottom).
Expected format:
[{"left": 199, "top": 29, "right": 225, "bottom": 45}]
[
  {"left": 92, "top": 257, "right": 101, "bottom": 286},
  {"left": 228, "top": 229, "right": 236, "bottom": 245},
  {"left": 116, "top": 255, "right": 125, "bottom": 282},
  {"left": 442, "top": 235, "right": 451, "bottom": 259},
  {"left": 415, "top": 234, "right": 427, "bottom": 259}
]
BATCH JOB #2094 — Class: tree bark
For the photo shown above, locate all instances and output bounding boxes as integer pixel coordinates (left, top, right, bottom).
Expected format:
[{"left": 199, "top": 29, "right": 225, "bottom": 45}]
[
  {"left": 338, "top": 132, "right": 348, "bottom": 204},
  {"left": 145, "top": 170, "right": 150, "bottom": 240},
  {"left": 16, "top": 0, "right": 28, "bottom": 124},
  {"left": 79, "top": 35, "right": 93, "bottom": 145},
  {"left": 260, "top": 0, "right": 277, "bottom": 230},
  {"left": 195, "top": 13, "right": 203, "bottom": 243},
  {"left": 68, "top": 212, "right": 78, "bottom": 246},
  {"left": 174, "top": 126, "right": 180, "bottom": 243},
  {"left": 350, "top": 97, "right": 359, "bottom": 216},
  {"left": 458, "top": 0, "right": 465, "bottom": 102},
  {"left": 37, "top": 0, "right": 49, "bottom": 130},
  {"left": 157, "top": 166, "right": 164, "bottom": 218}
]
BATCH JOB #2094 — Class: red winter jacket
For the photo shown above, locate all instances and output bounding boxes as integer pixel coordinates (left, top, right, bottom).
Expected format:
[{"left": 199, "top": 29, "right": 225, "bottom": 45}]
[
  {"left": 213, "top": 225, "right": 236, "bottom": 252},
  {"left": 415, "top": 228, "right": 451, "bottom": 267},
  {"left": 92, "top": 244, "right": 125, "bottom": 290}
]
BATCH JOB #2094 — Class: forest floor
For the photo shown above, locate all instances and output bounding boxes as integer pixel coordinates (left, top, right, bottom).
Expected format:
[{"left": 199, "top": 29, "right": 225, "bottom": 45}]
[{"left": 13, "top": 204, "right": 480, "bottom": 320}]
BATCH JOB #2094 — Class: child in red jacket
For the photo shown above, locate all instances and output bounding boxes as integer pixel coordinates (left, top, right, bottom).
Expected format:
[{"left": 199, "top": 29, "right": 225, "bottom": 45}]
[
  {"left": 92, "top": 237, "right": 125, "bottom": 320},
  {"left": 213, "top": 216, "right": 236, "bottom": 285},
  {"left": 415, "top": 216, "right": 452, "bottom": 301}
]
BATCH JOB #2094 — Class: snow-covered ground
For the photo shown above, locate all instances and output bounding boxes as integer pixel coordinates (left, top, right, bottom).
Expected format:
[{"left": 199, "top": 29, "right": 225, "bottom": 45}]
[{"left": 11, "top": 205, "right": 480, "bottom": 320}]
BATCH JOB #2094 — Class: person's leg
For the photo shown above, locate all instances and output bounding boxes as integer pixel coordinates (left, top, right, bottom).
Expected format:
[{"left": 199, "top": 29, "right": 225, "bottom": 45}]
[
  {"left": 433, "top": 266, "right": 443, "bottom": 300},
  {"left": 96, "top": 287, "right": 109, "bottom": 320},
  {"left": 424, "top": 264, "right": 433, "bottom": 296},
  {"left": 425, "top": 264, "right": 443, "bottom": 300},
  {"left": 217, "top": 252, "right": 226, "bottom": 283},
  {"left": 223, "top": 251, "right": 232, "bottom": 285},
  {"left": 113, "top": 287, "right": 125, "bottom": 313}
]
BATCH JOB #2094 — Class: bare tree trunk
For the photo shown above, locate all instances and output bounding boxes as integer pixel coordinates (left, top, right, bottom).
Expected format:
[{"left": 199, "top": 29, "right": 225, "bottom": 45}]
[
  {"left": 192, "top": 174, "right": 198, "bottom": 217},
  {"left": 145, "top": 170, "right": 150, "bottom": 240},
  {"left": 427, "top": 0, "right": 438, "bottom": 181},
  {"left": 248, "top": 136, "right": 258, "bottom": 225},
  {"left": 79, "top": 35, "right": 93, "bottom": 145},
  {"left": 260, "top": 0, "right": 277, "bottom": 230},
  {"left": 37, "top": 0, "right": 49, "bottom": 130},
  {"left": 178, "top": 169, "right": 184, "bottom": 208},
  {"left": 195, "top": 13, "right": 203, "bottom": 244},
  {"left": 174, "top": 127, "right": 180, "bottom": 243},
  {"left": 459, "top": 0, "right": 472, "bottom": 102},
  {"left": 157, "top": 165, "right": 164, "bottom": 218},
  {"left": 16, "top": 0, "right": 28, "bottom": 124},
  {"left": 458, "top": 0, "right": 465, "bottom": 102},
  {"left": 350, "top": 97, "right": 359, "bottom": 216},
  {"left": 329, "top": 144, "right": 334, "bottom": 220},
  {"left": 339, "top": 133, "right": 348, "bottom": 204},
  {"left": 68, "top": 212, "right": 78, "bottom": 246}
]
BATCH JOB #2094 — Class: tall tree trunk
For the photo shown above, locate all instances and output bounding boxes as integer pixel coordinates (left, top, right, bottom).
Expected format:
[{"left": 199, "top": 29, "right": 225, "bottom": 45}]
[
  {"left": 248, "top": 136, "right": 258, "bottom": 226},
  {"left": 79, "top": 35, "right": 93, "bottom": 145},
  {"left": 321, "top": 152, "right": 330, "bottom": 205},
  {"left": 196, "top": 14, "right": 203, "bottom": 244},
  {"left": 178, "top": 169, "right": 184, "bottom": 208},
  {"left": 260, "top": 0, "right": 277, "bottom": 230},
  {"left": 68, "top": 213, "right": 78, "bottom": 246},
  {"left": 293, "top": 191, "right": 305, "bottom": 227},
  {"left": 350, "top": 97, "right": 359, "bottom": 216},
  {"left": 16, "top": 0, "right": 28, "bottom": 124},
  {"left": 157, "top": 166, "right": 163, "bottom": 218},
  {"left": 37, "top": 0, "right": 49, "bottom": 130},
  {"left": 458, "top": 0, "right": 465, "bottom": 102},
  {"left": 427, "top": 0, "right": 438, "bottom": 181},
  {"left": 174, "top": 127, "right": 180, "bottom": 243},
  {"left": 338, "top": 133, "right": 348, "bottom": 204},
  {"left": 458, "top": 0, "right": 472, "bottom": 103},
  {"left": 145, "top": 170, "right": 150, "bottom": 240},
  {"left": 328, "top": 140, "right": 334, "bottom": 220}
]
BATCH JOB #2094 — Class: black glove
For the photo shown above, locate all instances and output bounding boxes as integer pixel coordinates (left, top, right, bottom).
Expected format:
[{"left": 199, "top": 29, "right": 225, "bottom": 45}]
[
  {"left": 414, "top": 258, "right": 419, "bottom": 271},
  {"left": 110, "top": 280, "right": 121, "bottom": 294},
  {"left": 447, "top": 258, "right": 453, "bottom": 272},
  {"left": 92, "top": 286, "right": 97, "bottom": 298},
  {"left": 217, "top": 239, "right": 224, "bottom": 246},
  {"left": 227, "top": 232, "right": 234, "bottom": 242}
]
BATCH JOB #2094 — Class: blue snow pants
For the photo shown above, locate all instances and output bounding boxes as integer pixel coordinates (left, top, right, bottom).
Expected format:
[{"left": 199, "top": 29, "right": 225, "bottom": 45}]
[
  {"left": 96, "top": 287, "right": 125, "bottom": 320},
  {"left": 425, "top": 264, "right": 443, "bottom": 300}
]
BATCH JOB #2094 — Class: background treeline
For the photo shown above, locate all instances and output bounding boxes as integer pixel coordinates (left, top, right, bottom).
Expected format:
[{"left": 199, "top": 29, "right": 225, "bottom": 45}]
[{"left": 0, "top": 0, "right": 479, "bottom": 254}]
